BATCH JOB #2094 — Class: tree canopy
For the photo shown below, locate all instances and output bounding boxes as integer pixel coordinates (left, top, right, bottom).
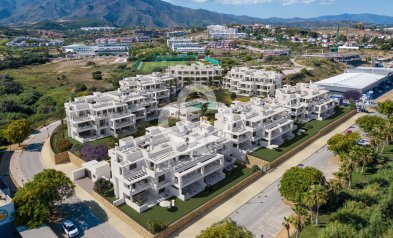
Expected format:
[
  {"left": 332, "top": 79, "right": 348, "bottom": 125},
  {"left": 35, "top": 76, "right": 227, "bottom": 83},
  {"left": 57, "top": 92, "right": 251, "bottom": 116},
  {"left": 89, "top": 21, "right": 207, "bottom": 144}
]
[
  {"left": 279, "top": 166, "right": 326, "bottom": 203},
  {"left": 376, "top": 100, "right": 393, "bottom": 118},
  {"left": 356, "top": 115, "right": 386, "bottom": 133},
  {"left": 4, "top": 118, "right": 30, "bottom": 145},
  {"left": 13, "top": 169, "right": 75, "bottom": 228},
  {"left": 327, "top": 132, "right": 360, "bottom": 156},
  {"left": 197, "top": 219, "right": 253, "bottom": 238}
]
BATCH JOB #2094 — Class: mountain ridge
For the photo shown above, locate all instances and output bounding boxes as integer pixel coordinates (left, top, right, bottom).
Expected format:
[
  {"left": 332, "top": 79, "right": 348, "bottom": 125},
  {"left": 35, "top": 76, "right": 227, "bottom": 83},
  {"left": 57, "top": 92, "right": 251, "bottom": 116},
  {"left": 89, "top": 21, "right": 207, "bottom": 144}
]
[{"left": 0, "top": 1, "right": 392, "bottom": 27}]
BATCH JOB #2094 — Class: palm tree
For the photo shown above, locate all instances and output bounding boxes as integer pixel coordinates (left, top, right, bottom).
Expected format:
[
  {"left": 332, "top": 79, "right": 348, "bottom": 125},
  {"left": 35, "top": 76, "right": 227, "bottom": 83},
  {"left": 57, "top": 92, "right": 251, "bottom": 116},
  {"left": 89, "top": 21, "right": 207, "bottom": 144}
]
[
  {"left": 282, "top": 216, "right": 291, "bottom": 238},
  {"left": 304, "top": 185, "right": 328, "bottom": 225},
  {"left": 288, "top": 204, "right": 308, "bottom": 238},
  {"left": 340, "top": 152, "right": 359, "bottom": 188},
  {"left": 302, "top": 193, "right": 315, "bottom": 225},
  {"left": 355, "top": 146, "right": 375, "bottom": 173},
  {"left": 370, "top": 122, "right": 393, "bottom": 155}
]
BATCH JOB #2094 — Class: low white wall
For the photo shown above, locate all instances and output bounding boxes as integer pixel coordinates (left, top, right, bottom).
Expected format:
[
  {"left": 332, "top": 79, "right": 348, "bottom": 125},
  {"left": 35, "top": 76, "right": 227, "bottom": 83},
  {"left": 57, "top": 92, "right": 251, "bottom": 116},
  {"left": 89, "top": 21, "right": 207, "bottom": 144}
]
[
  {"left": 113, "top": 198, "right": 125, "bottom": 207},
  {"left": 125, "top": 198, "right": 149, "bottom": 213},
  {"left": 72, "top": 168, "right": 86, "bottom": 181}
]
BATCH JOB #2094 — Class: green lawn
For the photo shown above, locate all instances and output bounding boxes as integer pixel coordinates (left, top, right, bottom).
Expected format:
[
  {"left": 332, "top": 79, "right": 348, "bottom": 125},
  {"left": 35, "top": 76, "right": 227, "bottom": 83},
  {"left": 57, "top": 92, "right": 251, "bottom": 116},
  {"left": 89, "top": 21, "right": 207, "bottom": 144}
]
[
  {"left": 251, "top": 107, "right": 353, "bottom": 162},
  {"left": 139, "top": 61, "right": 194, "bottom": 74},
  {"left": 103, "top": 166, "right": 254, "bottom": 228},
  {"left": 51, "top": 124, "right": 116, "bottom": 154}
]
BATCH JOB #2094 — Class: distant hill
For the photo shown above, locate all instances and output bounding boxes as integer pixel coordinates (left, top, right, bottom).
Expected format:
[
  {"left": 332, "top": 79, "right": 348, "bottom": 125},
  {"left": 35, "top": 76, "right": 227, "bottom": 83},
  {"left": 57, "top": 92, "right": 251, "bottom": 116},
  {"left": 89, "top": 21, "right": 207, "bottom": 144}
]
[
  {"left": 312, "top": 13, "right": 393, "bottom": 25},
  {"left": 0, "top": 0, "right": 263, "bottom": 27},
  {"left": 0, "top": 1, "right": 391, "bottom": 28}
]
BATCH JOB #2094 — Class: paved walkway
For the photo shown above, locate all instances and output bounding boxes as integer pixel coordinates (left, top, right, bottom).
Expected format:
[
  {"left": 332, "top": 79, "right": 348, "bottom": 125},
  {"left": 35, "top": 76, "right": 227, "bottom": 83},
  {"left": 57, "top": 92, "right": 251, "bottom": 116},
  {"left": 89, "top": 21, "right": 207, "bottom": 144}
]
[
  {"left": 40, "top": 138, "right": 142, "bottom": 238},
  {"left": 171, "top": 113, "right": 364, "bottom": 238}
]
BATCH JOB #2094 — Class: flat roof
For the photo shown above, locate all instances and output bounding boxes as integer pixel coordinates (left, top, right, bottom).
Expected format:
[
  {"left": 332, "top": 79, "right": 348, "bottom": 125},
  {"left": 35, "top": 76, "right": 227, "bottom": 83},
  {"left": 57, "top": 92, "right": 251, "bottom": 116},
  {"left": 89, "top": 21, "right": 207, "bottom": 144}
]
[
  {"left": 18, "top": 225, "right": 57, "bottom": 238},
  {"left": 316, "top": 73, "right": 386, "bottom": 90}
]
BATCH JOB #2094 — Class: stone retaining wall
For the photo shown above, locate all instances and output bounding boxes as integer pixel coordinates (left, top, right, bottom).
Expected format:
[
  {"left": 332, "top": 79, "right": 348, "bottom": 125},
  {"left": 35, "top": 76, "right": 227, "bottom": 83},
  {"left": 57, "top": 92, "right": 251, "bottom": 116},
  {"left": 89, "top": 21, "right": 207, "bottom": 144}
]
[
  {"left": 156, "top": 171, "right": 263, "bottom": 238},
  {"left": 91, "top": 191, "right": 154, "bottom": 238}
]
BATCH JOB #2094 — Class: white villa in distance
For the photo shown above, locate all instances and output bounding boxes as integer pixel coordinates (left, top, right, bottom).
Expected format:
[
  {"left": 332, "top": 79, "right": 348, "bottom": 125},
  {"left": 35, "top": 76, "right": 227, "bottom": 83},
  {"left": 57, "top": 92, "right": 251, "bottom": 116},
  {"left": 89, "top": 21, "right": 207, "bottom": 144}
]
[
  {"left": 109, "top": 118, "right": 243, "bottom": 213},
  {"left": 166, "top": 64, "right": 223, "bottom": 85},
  {"left": 223, "top": 67, "right": 283, "bottom": 97},
  {"left": 166, "top": 37, "right": 206, "bottom": 54},
  {"left": 275, "top": 83, "right": 337, "bottom": 121},
  {"left": 207, "top": 25, "right": 247, "bottom": 39}
]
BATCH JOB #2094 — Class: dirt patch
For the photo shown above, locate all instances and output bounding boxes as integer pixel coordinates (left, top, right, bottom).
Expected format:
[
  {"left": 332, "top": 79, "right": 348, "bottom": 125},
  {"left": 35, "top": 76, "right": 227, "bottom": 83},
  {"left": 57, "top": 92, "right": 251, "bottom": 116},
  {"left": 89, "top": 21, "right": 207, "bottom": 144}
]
[
  {"left": 331, "top": 155, "right": 342, "bottom": 166},
  {"left": 275, "top": 224, "right": 296, "bottom": 238}
]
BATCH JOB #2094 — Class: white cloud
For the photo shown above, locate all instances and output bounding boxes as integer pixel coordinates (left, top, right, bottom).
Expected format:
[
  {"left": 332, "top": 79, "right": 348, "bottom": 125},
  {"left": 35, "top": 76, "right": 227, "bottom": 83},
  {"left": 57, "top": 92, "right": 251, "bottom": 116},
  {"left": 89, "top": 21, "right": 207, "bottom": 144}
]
[{"left": 281, "top": 0, "right": 315, "bottom": 5}]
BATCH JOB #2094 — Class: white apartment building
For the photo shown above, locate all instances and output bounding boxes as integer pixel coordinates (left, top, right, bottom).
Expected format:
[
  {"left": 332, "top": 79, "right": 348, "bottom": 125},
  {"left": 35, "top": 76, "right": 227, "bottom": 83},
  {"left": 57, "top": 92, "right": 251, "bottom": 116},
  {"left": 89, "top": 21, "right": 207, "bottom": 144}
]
[
  {"left": 167, "top": 38, "right": 206, "bottom": 54},
  {"left": 275, "top": 83, "right": 337, "bottom": 121},
  {"left": 167, "top": 38, "right": 193, "bottom": 48},
  {"left": 109, "top": 119, "right": 243, "bottom": 213},
  {"left": 223, "top": 67, "right": 283, "bottom": 97},
  {"left": 215, "top": 98, "right": 295, "bottom": 150},
  {"left": 119, "top": 72, "right": 182, "bottom": 103},
  {"left": 65, "top": 91, "right": 158, "bottom": 143},
  {"left": 207, "top": 25, "right": 246, "bottom": 39},
  {"left": 65, "top": 73, "right": 178, "bottom": 143},
  {"left": 166, "top": 64, "right": 223, "bottom": 85}
]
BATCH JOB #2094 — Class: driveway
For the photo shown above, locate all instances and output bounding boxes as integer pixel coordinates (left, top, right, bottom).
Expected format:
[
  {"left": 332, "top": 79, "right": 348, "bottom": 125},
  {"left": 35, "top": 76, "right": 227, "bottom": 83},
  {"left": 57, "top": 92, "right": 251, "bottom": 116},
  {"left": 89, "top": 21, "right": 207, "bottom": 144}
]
[
  {"left": 7, "top": 121, "right": 125, "bottom": 238},
  {"left": 52, "top": 195, "right": 124, "bottom": 238},
  {"left": 230, "top": 146, "right": 338, "bottom": 238}
]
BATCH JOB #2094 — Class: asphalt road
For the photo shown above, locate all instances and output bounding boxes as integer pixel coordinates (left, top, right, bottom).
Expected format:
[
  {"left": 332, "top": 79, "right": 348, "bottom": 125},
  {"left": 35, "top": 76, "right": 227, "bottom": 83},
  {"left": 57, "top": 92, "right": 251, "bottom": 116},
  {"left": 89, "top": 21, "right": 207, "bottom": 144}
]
[
  {"left": 8, "top": 121, "right": 124, "bottom": 238},
  {"left": 53, "top": 195, "right": 124, "bottom": 238},
  {"left": 230, "top": 146, "right": 338, "bottom": 238}
]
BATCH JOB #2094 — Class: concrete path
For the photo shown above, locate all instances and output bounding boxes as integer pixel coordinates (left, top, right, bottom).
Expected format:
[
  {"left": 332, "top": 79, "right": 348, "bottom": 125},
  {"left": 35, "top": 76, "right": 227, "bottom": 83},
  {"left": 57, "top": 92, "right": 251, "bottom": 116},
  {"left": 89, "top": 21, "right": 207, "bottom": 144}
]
[
  {"left": 171, "top": 113, "right": 364, "bottom": 238},
  {"left": 40, "top": 138, "right": 142, "bottom": 238}
]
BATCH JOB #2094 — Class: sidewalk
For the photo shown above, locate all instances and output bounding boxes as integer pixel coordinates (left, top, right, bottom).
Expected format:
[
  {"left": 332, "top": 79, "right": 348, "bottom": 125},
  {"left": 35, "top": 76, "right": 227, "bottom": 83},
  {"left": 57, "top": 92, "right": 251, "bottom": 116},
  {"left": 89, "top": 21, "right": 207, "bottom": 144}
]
[
  {"left": 40, "top": 138, "right": 143, "bottom": 238},
  {"left": 172, "top": 113, "right": 364, "bottom": 238}
]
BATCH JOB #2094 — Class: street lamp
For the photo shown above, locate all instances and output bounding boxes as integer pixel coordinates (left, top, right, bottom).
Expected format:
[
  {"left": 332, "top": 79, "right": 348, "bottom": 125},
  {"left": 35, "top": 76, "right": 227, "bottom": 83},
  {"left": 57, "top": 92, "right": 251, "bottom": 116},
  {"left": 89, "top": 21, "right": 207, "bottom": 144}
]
[{"left": 21, "top": 179, "right": 24, "bottom": 186}]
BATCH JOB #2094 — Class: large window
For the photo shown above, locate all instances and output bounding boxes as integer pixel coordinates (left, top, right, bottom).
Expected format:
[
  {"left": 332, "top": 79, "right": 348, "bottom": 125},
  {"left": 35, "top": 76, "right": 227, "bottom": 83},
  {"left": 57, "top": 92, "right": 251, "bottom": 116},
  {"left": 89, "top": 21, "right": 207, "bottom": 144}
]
[{"left": 129, "top": 163, "right": 137, "bottom": 170}]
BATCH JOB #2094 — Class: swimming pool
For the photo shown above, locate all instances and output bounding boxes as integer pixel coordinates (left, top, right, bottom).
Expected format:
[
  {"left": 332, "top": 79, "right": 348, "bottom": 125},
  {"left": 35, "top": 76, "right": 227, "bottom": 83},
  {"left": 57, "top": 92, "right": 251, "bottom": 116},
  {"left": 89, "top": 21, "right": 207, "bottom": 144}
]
[{"left": 191, "top": 102, "right": 219, "bottom": 110}]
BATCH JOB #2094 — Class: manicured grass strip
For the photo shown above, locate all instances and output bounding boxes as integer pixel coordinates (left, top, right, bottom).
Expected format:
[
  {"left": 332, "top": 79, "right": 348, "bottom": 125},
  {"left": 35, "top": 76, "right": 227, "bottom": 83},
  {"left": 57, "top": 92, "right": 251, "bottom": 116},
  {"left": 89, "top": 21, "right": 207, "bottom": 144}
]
[
  {"left": 103, "top": 166, "right": 254, "bottom": 228},
  {"left": 251, "top": 107, "right": 353, "bottom": 162},
  {"left": 139, "top": 61, "right": 193, "bottom": 74}
]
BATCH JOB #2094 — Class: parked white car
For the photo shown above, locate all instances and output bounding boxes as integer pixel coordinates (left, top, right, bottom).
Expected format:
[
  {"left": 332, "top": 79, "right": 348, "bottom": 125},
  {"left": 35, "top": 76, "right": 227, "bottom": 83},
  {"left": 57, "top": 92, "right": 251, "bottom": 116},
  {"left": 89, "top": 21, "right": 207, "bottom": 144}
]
[
  {"left": 358, "top": 139, "right": 370, "bottom": 146},
  {"left": 62, "top": 220, "right": 79, "bottom": 238}
]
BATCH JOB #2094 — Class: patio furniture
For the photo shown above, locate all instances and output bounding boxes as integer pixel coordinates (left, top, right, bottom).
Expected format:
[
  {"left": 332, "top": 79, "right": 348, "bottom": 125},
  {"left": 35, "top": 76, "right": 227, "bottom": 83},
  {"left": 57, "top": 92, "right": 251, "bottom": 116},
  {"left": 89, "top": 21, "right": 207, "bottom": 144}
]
[{"left": 159, "top": 200, "right": 171, "bottom": 208}]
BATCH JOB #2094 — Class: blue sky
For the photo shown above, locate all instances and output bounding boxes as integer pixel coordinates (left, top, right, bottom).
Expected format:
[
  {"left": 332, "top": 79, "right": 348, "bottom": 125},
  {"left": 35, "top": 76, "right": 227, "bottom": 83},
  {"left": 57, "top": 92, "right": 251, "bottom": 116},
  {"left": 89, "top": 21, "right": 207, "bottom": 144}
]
[{"left": 163, "top": 0, "right": 393, "bottom": 19}]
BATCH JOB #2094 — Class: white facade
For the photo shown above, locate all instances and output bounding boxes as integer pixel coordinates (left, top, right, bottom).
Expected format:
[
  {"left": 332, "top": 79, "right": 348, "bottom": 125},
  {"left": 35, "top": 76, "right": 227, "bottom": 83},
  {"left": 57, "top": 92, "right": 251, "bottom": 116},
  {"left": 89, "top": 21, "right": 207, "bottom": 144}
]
[
  {"left": 109, "top": 119, "right": 243, "bottom": 213},
  {"left": 65, "top": 73, "right": 179, "bottom": 143},
  {"left": 207, "top": 25, "right": 246, "bottom": 39},
  {"left": 119, "top": 72, "right": 182, "bottom": 104},
  {"left": 215, "top": 98, "right": 295, "bottom": 150},
  {"left": 63, "top": 43, "right": 128, "bottom": 56},
  {"left": 275, "top": 83, "right": 337, "bottom": 121},
  {"left": 167, "top": 38, "right": 206, "bottom": 54},
  {"left": 166, "top": 64, "right": 223, "bottom": 85},
  {"left": 223, "top": 67, "right": 283, "bottom": 97}
]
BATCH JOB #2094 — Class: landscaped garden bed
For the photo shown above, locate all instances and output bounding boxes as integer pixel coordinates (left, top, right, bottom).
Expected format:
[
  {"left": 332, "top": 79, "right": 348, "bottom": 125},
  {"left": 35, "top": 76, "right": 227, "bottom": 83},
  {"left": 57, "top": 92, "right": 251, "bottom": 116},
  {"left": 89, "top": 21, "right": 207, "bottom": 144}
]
[
  {"left": 251, "top": 106, "right": 355, "bottom": 162},
  {"left": 101, "top": 166, "right": 255, "bottom": 230}
]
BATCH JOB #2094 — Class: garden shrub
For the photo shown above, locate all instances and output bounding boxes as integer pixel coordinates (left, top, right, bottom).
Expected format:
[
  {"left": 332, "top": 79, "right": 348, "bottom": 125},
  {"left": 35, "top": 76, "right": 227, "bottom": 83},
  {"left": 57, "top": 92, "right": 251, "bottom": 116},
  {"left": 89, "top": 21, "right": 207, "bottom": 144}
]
[
  {"left": 93, "top": 178, "right": 112, "bottom": 194},
  {"left": 147, "top": 220, "right": 167, "bottom": 234},
  {"left": 80, "top": 143, "right": 109, "bottom": 161},
  {"left": 56, "top": 139, "right": 73, "bottom": 152}
]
